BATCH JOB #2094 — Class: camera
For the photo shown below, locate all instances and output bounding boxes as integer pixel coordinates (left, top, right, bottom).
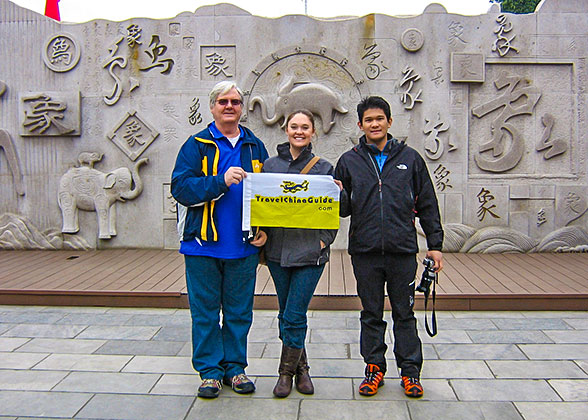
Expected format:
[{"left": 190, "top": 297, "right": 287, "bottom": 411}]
[{"left": 416, "top": 257, "right": 436, "bottom": 297}]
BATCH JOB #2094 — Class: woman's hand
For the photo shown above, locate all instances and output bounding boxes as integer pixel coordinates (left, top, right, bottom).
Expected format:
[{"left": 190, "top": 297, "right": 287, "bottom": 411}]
[
  {"left": 334, "top": 179, "right": 343, "bottom": 191},
  {"left": 250, "top": 230, "right": 267, "bottom": 247},
  {"left": 320, "top": 240, "right": 326, "bottom": 249}
]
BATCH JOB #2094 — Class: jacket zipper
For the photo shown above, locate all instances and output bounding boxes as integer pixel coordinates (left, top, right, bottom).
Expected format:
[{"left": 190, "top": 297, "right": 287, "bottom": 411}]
[{"left": 367, "top": 155, "right": 385, "bottom": 255}]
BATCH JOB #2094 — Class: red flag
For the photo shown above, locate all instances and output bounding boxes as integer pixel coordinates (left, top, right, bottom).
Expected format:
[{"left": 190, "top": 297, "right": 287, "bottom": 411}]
[{"left": 44, "top": 0, "right": 61, "bottom": 21}]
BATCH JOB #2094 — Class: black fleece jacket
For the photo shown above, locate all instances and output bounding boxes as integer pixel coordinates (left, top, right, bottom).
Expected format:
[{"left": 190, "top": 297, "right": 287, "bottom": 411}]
[{"left": 335, "top": 134, "right": 443, "bottom": 255}]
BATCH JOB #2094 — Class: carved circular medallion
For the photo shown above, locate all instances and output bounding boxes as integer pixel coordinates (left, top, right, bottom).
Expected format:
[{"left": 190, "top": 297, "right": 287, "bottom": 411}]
[
  {"left": 42, "top": 33, "right": 81, "bottom": 72},
  {"left": 401, "top": 28, "right": 424, "bottom": 52},
  {"left": 243, "top": 45, "right": 367, "bottom": 161}
]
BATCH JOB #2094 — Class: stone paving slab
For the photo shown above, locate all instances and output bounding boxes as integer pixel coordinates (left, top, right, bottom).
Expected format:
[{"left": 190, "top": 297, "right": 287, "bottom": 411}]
[
  {"left": 348, "top": 343, "right": 439, "bottom": 359},
  {"left": 76, "top": 393, "right": 194, "bottom": 420},
  {"left": 186, "top": 398, "right": 299, "bottom": 420},
  {"left": 0, "top": 352, "right": 48, "bottom": 369},
  {"left": 16, "top": 338, "right": 106, "bottom": 354},
  {"left": 121, "top": 355, "right": 193, "bottom": 374},
  {"left": 151, "top": 326, "right": 191, "bottom": 342},
  {"left": 435, "top": 344, "right": 527, "bottom": 360},
  {"left": 0, "top": 312, "right": 65, "bottom": 325},
  {"left": 0, "top": 337, "right": 29, "bottom": 352},
  {"left": 421, "top": 360, "right": 495, "bottom": 379},
  {"left": 93, "top": 339, "right": 185, "bottom": 356},
  {"left": 0, "top": 391, "right": 92, "bottom": 418},
  {"left": 53, "top": 371, "right": 161, "bottom": 394},
  {"left": 56, "top": 313, "right": 135, "bottom": 326},
  {"left": 76, "top": 325, "right": 161, "bottom": 340},
  {"left": 548, "top": 379, "right": 588, "bottom": 401},
  {"left": 407, "top": 401, "right": 523, "bottom": 420},
  {"left": 543, "top": 330, "right": 588, "bottom": 343},
  {"left": 563, "top": 318, "right": 588, "bottom": 329},
  {"left": 1, "top": 324, "right": 87, "bottom": 339},
  {"left": 299, "top": 400, "right": 409, "bottom": 420},
  {"left": 263, "top": 342, "right": 349, "bottom": 358},
  {"left": 514, "top": 402, "right": 588, "bottom": 420},
  {"left": 467, "top": 330, "right": 553, "bottom": 344},
  {"left": 32, "top": 354, "right": 132, "bottom": 372},
  {"left": 487, "top": 360, "right": 588, "bottom": 379},
  {"left": 0, "top": 370, "right": 68, "bottom": 391},
  {"left": 491, "top": 318, "right": 573, "bottom": 330},
  {"left": 451, "top": 379, "right": 562, "bottom": 402},
  {"left": 0, "top": 324, "right": 15, "bottom": 335},
  {"left": 149, "top": 373, "right": 201, "bottom": 396},
  {"left": 519, "top": 344, "right": 588, "bottom": 359}
]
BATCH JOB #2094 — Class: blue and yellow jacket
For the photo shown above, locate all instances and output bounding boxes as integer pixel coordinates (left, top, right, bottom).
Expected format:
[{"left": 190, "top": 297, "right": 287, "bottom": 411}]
[{"left": 171, "top": 123, "right": 268, "bottom": 243}]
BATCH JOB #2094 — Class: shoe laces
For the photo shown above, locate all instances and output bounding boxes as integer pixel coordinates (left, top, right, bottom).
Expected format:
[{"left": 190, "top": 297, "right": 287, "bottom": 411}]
[
  {"left": 402, "top": 376, "right": 421, "bottom": 389},
  {"left": 202, "top": 378, "right": 221, "bottom": 388},
  {"left": 365, "top": 365, "right": 383, "bottom": 383},
  {"left": 232, "top": 373, "right": 250, "bottom": 385}
]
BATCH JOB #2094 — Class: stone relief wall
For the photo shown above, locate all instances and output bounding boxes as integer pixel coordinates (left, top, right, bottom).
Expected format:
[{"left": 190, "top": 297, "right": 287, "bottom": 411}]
[{"left": 0, "top": 0, "right": 586, "bottom": 252}]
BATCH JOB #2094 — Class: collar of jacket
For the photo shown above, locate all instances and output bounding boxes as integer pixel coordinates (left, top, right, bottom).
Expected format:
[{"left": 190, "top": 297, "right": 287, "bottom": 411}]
[
  {"left": 358, "top": 133, "right": 400, "bottom": 155},
  {"left": 276, "top": 141, "right": 313, "bottom": 162},
  {"left": 206, "top": 122, "right": 259, "bottom": 145}
]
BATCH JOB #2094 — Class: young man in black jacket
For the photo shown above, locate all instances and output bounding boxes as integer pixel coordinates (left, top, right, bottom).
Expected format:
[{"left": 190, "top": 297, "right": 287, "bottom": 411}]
[{"left": 335, "top": 96, "right": 443, "bottom": 398}]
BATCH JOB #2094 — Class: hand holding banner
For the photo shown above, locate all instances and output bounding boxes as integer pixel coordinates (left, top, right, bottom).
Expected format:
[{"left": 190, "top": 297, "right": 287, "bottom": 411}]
[{"left": 242, "top": 172, "right": 340, "bottom": 230}]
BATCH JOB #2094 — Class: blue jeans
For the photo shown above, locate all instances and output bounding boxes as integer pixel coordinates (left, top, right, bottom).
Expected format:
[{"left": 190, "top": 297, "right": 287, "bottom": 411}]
[
  {"left": 184, "top": 254, "right": 258, "bottom": 380},
  {"left": 267, "top": 261, "right": 325, "bottom": 348}
]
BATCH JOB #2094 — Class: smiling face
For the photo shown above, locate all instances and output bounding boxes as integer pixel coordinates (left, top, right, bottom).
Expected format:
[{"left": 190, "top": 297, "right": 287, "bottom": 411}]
[
  {"left": 358, "top": 107, "right": 392, "bottom": 146},
  {"left": 210, "top": 88, "right": 243, "bottom": 128},
  {"left": 286, "top": 112, "right": 315, "bottom": 157}
]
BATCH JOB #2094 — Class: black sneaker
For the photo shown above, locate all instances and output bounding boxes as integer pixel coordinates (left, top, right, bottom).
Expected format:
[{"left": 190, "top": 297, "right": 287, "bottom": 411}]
[
  {"left": 223, "top": 373, "right": 256, "bottom": 394},
  {"left": 198, "top": 378, "right": 222, "bottom": 398}
]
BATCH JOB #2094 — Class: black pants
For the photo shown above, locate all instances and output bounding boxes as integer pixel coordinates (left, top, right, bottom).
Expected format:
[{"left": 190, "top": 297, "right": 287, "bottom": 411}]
[{"left": 351, "top": 253, "right": 422, "bottom": 378}]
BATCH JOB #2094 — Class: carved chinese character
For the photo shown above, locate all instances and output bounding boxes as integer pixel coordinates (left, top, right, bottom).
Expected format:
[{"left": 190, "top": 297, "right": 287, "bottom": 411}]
[
  {"left": 43, "top": 33, "right": 81, "bottom": 72},
  {"left": 126, "top": 24, "right": 142, "bottom": 48},
  {"left": 477, "top": 187, "right": 500, "bottom": 221},
  {"left": 433, "top": 164, "right": 453, "bottom": 192},
  {"left": 537, "top": 208, "right": 546, "bottom": 226},
  {"left": 164, "top": 126, "right": 178, "bottom": 143},
  {"left": 362, "top": 43, "right": 389, "bottom": 80},
  {"left": 563, "top": 192, "right": 588, "bottom": 226},
  {"left": 140, "top": 35, "right": 174, "bottom": 75},
  {"left": 399, "top": 66, "right": 423, "bottom": 110},
  {"left": 431, "top": 62, "right": 444, "bottom": 86},
  {"left": 102, "top": 36, "right": 127, "bottom": 106},
  {"left": 189, "top": 98, "right": 203, "bottom": 126},
  {"left": 123, "top": 120, "right": 145, "bottom": 147},
  {"left": 22, "top": 94, "right": 74, "bottom": 135},
  {"left": 471, "top": 71, "right": 541, "bottom": 172},
  {"left": 448, "top": 21, "right": 468, "bottom": 46},
  {"left": 163, "top": 103, "right": 180, "bottom": 122},
  {"left": 536, "top": 113, "right": 567, "bottom": 159},
  {"left": 492, "top": 14, "right": 519, "bottom": 57},
  {"left": 423, "top": 114, "right": 450, "bottom": 160},
  {"left": 204, "top": 52, "right": 233, "bottom": 77}
]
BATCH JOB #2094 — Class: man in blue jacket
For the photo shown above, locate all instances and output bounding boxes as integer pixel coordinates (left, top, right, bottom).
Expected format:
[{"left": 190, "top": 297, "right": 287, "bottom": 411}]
[
  {"left": 335, "top": 96, "right": 443, "bottom": 398},
  {"left": 171, "top": 81, "right": 268, "bottom": 398}
]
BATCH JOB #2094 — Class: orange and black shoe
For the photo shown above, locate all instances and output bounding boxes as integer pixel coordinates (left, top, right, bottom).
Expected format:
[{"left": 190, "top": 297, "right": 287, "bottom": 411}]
[
  {"left": 358, "top": 364, "right": 385, "bottom": 396},
  {"left": 401, "top": 376, "right": 424, "bottom": 398}
]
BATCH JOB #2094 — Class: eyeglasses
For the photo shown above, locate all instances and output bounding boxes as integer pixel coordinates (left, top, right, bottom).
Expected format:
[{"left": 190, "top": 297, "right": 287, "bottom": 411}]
[{"left": 216, "top": 99, "right": 242, "bottom": 106}]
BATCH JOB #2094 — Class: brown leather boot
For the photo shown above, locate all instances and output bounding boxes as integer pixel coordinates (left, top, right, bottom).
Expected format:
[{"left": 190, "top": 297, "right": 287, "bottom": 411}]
[
  {"left": 295, "top": 348, "right": 314, "bottom": 394},
  {"left": 273, "top": 345, "right": 303, "bottom": 398}
]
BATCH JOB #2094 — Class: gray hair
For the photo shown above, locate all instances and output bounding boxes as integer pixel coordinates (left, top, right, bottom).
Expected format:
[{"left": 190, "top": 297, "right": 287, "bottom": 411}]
[{"left": 209, "top": 81, "right": 244, "bottom": 108}]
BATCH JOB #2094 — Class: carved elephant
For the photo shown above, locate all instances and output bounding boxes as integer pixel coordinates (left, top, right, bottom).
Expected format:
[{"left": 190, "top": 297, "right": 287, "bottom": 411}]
[
  {"left": 58, "top": 155, "right": 148, "bottom": 239},
  {"left": 248, "top": 76, "right": 348, "bottom": 134}
]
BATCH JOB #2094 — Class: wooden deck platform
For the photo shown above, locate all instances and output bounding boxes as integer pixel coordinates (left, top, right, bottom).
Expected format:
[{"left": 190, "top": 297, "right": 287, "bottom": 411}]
[{"left": 0, "top": 250, "right": 587, "bottom": 310}]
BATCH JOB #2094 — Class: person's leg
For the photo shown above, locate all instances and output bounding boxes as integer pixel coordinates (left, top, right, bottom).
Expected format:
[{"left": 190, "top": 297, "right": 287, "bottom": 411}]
[
  {"left": 267, "top": 261, "right": 292, "bottom": 342},
  {"left": 385, "top": 253, "right": 422, "bottom": 378},
  {"left": 352, "top": 254, "right": 388, "bottom": 372},
  {"left": 184, "top": 255, "right": 224, "bottom": 380},
  {"left": 220, "top": 253, "right": 258, "bottom": 378},
  {"left": 280, "top": 264, "right": 324, "bottom": 348}
]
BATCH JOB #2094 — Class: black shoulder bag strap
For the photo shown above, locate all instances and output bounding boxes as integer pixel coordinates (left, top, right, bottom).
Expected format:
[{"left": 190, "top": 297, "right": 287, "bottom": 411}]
[{"left": 423, "top": 271, "right": 438, "bottom": 337}]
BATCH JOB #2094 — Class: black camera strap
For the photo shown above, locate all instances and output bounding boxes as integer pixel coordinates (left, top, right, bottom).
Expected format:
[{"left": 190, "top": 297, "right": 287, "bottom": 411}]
[{"left": 423, "top": 272, "right": 437, "bottom": 337}]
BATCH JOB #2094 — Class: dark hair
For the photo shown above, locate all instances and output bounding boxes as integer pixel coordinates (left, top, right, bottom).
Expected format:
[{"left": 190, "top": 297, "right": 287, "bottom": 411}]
[
  {"left": 357, "top": 96, "right": 391, "bottom": 122},
  {"left": 285, "top": 109, "right": 315, "bottom": 130}
]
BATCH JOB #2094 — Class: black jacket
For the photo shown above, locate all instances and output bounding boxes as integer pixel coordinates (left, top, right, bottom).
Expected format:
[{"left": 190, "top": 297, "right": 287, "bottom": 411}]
[
  {"left": 262, "top": 142, "right": 338, "bottom": 267},
  {"left": 335, "top": 134, "right": 443, "bottom": 255}
]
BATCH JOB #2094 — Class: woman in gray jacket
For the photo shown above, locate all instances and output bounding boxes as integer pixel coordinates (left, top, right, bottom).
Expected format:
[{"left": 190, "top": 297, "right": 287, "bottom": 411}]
[{"left": 262, "top": 109, "right": 341, "bottom": 398}]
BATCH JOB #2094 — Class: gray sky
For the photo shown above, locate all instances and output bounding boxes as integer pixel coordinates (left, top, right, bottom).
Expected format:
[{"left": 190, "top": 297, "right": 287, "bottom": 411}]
[{"left": 11, "top": 0, "right": 494, "bottom": 22}]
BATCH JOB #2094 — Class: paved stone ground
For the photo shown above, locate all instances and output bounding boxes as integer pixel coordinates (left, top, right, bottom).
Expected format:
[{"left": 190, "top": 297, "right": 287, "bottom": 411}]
[{"left": 0, "top": 305, "right": 587, "bottom": 419}]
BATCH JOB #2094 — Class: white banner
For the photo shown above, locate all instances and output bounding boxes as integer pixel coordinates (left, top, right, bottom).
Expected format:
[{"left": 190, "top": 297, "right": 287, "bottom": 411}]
[{"left": 242, "top": 172, "right": 340, "bottom": 230}]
